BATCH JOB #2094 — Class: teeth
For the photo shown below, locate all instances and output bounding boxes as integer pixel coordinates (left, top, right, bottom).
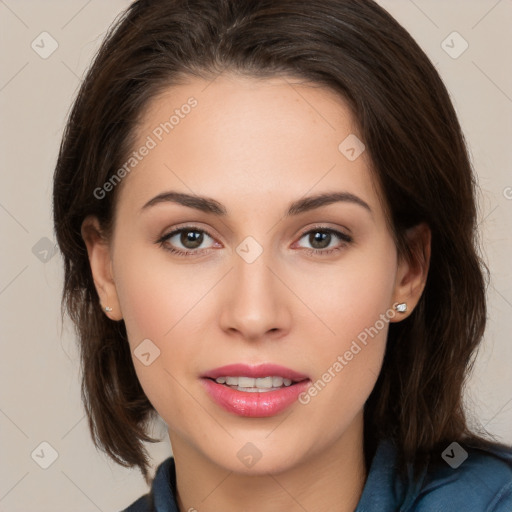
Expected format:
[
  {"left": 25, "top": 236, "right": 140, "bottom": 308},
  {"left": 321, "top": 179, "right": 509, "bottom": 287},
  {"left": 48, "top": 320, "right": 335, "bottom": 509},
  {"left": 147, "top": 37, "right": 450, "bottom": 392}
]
[
  {"left": 214, "top": 376, "right": 294, "bottom": 389},
  {"left": 272, "top": 376, "right": 283, "bottom": 387}
]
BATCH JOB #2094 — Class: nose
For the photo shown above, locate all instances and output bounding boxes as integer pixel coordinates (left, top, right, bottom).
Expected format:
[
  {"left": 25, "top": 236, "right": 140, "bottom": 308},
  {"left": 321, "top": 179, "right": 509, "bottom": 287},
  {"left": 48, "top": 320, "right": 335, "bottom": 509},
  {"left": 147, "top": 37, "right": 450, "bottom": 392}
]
[{"left": 218, "top": 248, "right": 292, "bottom": 342}]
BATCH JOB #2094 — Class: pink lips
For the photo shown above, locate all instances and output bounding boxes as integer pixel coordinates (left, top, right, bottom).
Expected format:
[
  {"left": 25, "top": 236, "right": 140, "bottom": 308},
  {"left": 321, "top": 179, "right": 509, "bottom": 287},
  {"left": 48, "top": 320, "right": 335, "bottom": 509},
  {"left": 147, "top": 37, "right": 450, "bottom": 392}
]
[
  {"left": 201, "top": 363, "right": 309, "bottom": 382},
  {"left": 200, "top": 363, "right": 310, "bottom": 418}
]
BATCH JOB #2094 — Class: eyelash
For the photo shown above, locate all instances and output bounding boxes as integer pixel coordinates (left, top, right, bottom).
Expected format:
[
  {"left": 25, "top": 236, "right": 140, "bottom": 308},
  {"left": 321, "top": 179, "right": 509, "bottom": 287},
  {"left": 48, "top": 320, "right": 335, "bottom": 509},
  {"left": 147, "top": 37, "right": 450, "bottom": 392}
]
[{"left": 156, "top": 225, "right": 353, "bottom": 257}]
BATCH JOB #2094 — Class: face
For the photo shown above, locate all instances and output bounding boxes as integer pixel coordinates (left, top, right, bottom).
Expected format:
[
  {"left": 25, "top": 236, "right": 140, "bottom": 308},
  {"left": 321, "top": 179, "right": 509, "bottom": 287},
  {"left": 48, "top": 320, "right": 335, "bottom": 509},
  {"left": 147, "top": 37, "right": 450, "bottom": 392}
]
[{"left": 84, "top": 73, "right": 424, "bottom": 475}]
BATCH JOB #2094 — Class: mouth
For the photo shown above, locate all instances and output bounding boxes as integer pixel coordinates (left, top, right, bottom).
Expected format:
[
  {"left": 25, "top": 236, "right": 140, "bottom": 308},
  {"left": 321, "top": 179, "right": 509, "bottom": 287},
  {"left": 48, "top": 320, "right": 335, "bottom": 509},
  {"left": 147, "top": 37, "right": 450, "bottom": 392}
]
[
  {"left": 200, "top": 363, "right": 311, "bottom": 417},
  {"left": 205, "top": 375, "right": 307, "bottom": 392},
  {"left": 201, "top": 362, "right": 309, "bottom": 388}
]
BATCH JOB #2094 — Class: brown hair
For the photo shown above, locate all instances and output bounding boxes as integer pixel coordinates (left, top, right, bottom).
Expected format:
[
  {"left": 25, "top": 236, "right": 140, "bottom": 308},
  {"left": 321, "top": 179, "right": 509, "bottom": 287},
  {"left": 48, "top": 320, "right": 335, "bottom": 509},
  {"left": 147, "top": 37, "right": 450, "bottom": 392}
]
[{"left": 53, "top": 0, "right": 497, "bottom": 484}]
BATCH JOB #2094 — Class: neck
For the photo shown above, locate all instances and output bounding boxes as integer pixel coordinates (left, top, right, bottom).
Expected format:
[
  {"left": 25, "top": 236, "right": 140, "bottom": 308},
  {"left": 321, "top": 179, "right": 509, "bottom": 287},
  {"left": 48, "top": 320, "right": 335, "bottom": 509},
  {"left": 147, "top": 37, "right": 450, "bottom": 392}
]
[{"left": 170, "top": 413, "right": 367, "bottom": 512}]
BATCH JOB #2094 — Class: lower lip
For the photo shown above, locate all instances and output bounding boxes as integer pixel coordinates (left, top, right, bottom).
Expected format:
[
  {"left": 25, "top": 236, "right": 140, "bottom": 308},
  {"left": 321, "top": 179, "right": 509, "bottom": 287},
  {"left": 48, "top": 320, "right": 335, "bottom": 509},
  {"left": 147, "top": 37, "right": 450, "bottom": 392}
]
[{"left": 201, "top": 378, "right": 311, "bottom": 417}]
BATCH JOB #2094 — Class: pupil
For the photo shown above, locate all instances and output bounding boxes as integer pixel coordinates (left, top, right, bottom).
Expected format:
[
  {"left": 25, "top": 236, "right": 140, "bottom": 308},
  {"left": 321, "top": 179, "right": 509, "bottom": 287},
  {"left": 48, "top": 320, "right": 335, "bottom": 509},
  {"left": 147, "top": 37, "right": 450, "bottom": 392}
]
[
  {"left": 181, "top": 230, "right": 203, "bottom": 249},
  {"left": 311, "top": 231, "right": 330, "bottom": 249}
]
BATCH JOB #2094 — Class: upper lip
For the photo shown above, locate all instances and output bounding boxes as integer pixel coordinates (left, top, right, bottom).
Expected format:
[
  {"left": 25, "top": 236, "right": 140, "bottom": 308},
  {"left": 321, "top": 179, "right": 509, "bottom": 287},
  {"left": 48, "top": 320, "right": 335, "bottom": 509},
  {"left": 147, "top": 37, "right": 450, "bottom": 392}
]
[{"left": 201, "top": 363, "right": 309, "bottom": 382}]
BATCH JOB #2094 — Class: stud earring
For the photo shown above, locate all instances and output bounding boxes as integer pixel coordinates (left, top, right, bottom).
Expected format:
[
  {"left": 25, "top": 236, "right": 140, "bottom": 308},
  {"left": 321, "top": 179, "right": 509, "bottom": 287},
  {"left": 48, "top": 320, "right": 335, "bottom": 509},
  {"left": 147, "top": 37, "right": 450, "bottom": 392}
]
[
  {"left": 104, "top": 306, "right": 112, "bottom": 312},
  {"left": 394, "top": 302, "right": 407, "bottom": 313}
]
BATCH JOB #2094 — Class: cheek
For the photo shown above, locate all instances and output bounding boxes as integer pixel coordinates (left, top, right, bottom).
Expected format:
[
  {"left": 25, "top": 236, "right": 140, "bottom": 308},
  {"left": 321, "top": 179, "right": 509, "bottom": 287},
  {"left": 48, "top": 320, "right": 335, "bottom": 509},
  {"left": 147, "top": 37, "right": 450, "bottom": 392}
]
[
  {"left": 297, "top": 237, "right": 397, "bottom": 344},
  {"left": 112, "top": 265, "right": 181, "bottom": 422},
  {"left": 112, "top": 244, "right": 217, "bottom": 403},
  {"left": 113, "top": 242, "right": 202, "bottom": 342},
  {"left": 293, "top": 239, "right": 396, "bottom": 416}
]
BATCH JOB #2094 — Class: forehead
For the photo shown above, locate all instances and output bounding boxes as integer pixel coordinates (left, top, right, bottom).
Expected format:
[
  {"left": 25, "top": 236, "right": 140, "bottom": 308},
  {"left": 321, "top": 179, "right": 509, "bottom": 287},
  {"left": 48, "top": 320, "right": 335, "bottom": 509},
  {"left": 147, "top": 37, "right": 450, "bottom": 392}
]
[{"left": 116, "top": 73, "right": 384, "bottom": 221}]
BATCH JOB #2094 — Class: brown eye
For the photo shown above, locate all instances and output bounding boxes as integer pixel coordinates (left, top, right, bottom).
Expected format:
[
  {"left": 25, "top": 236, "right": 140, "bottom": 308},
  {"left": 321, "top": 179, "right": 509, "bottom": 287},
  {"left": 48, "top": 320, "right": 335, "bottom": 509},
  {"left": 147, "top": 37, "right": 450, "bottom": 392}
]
[
  {"left": 157, "top": 226, "right": 217, "bottom": 256},
  {"left": 296, "top": 228, "right": 353, "bottom": 255},
  {"left": 179, "top": 230, "right": 204, "bottom": 249},
  {"left": 308, "top": 231, "right": 332, "bottom": 249}
]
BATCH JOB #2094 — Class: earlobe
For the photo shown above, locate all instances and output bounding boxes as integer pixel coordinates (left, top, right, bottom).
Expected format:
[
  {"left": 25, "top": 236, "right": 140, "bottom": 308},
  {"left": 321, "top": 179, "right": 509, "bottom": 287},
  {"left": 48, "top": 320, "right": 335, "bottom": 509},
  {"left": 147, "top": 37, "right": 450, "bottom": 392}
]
[
  {"left": 389, "top": 222, "right": 431, "bottom": 322},
  {"left": 81, "top": 215, "right": 123, "bottom": 321}
]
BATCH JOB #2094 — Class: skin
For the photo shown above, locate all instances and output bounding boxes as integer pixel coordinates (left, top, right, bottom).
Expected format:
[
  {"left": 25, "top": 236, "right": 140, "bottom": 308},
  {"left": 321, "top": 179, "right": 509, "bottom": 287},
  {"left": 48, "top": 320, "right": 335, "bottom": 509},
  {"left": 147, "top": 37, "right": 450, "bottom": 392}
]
[{"left": 82, "top": 73, "right": 430, "bottom": 512}]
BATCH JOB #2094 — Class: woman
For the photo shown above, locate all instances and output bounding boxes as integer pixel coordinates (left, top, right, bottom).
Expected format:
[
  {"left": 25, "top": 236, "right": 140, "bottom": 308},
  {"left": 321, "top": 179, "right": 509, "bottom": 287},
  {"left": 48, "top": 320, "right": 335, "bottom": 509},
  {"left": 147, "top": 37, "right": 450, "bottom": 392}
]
[{"left": 52, "top": 0, "right": 512, "bottom": 510}]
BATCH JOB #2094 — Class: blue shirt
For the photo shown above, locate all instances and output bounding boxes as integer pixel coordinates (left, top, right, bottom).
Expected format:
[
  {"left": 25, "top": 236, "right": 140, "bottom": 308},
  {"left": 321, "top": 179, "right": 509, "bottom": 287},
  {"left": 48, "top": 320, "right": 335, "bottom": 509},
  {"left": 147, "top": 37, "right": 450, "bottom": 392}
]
[{"left": 122, "top": 439, "right": 512, "bottom": 511}]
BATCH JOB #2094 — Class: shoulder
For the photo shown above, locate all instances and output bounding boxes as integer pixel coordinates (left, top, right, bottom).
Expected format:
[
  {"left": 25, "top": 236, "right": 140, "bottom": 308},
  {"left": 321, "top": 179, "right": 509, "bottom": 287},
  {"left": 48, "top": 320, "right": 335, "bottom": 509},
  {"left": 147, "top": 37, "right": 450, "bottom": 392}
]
[{"left": 407, "top": 441, "right": 512, "bottom": 511}]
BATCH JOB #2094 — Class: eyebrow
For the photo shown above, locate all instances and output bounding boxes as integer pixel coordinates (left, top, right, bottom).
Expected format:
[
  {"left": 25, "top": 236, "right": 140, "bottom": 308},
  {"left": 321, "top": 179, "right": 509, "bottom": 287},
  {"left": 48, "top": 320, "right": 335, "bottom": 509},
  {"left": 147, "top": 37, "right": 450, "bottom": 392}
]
[{"left": 141, "top": 190, "right": 372, "bottom": 216}]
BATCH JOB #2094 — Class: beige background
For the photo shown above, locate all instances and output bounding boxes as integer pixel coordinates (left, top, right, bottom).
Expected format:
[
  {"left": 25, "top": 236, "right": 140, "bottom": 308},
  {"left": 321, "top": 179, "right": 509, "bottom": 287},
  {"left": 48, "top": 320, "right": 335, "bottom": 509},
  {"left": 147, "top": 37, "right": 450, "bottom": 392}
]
[{"left": 0, "top": 1, "right": 511, "bottom": 510}]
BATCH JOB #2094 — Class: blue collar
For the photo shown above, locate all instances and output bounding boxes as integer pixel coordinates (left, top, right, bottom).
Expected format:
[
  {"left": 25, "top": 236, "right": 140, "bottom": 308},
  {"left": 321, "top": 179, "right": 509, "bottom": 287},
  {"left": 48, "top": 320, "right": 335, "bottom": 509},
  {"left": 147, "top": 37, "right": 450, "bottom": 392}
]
[{"left": 124, "top": 438, "right": 512, "bottom": 511}]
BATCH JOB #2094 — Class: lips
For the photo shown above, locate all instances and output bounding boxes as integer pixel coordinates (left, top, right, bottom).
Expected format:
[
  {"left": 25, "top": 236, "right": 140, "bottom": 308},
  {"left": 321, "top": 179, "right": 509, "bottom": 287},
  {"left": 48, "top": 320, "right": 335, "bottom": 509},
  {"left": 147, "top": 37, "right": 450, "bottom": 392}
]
[
  {"left": 200, "top": 363, "right": 311, "bottom": 417},
  {"left": 201, "top": 363, "right": 309, "bottom": 382}
]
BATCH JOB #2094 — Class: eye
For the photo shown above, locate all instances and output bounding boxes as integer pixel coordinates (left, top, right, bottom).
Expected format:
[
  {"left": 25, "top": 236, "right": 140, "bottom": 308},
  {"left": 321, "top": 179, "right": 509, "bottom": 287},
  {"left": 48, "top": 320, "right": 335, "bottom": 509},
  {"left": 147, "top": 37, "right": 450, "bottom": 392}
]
[
  {"left": 156, "top": 226, "right": 218, "bottom": 256},
  {"left": 156, "top": 225, "right": 353, "bottom": 258},
  {"left": 295, "top": 227, "right": 353, "bottom": 256}
]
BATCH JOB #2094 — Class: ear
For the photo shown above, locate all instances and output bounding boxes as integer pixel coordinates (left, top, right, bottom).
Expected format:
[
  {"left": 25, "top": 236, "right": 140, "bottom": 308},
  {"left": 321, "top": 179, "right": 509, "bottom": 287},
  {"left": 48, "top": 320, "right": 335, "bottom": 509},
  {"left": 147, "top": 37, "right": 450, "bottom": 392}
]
[
  {"left": 389, "top": 222, "right": 431, "bottom": 322},
  {"left": 81, "top": 215, "right": 123, "bottom": 321}
]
